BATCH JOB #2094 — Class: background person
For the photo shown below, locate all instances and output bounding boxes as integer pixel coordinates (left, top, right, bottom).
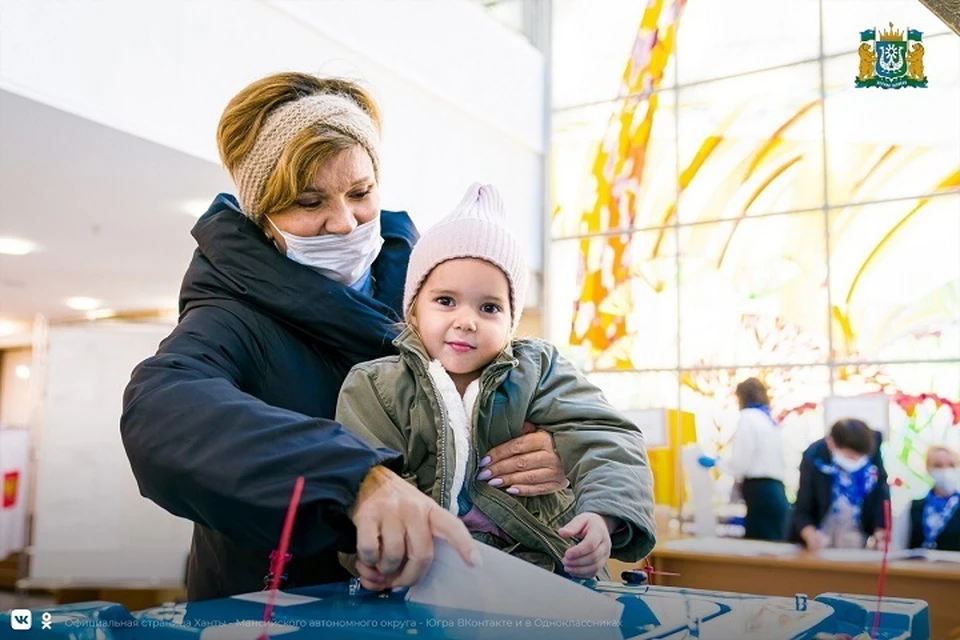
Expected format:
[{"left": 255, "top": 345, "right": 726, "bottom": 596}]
[
  {"left": 700, "top": 377, "right": 789, "bottom": 540},
  {"left": 908, "top": 445, "right": 960, "bottom": 551},
  {"left": 790, "top": 418, "right": 890, "bottom": 551}
]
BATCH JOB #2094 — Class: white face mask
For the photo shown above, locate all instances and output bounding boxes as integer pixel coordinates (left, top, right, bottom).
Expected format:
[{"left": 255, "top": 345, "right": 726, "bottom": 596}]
[
  {"left": 268, "top": 216, "right": 384, "bottom": 286},
  {"left": 833, "top": 453, "right": 869, "bottom": 473},
  {"left": 931, "top": 468, "right": 959, "bottom": 495}
]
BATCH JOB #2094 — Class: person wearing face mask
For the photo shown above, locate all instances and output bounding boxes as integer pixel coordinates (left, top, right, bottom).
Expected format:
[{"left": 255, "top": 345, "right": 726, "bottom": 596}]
[
  {"left": 790, "top": 418, "right": 890, "bottom": 551},
  {"left": 907, "top": 446, "right": 960, "bottom": 551},
  {"left": 120, "top": 72, "right": 569, "bottom": 600}
]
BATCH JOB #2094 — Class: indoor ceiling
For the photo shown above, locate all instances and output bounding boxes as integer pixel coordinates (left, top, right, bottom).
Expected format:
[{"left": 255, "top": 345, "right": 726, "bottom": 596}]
[{"left": 0, "top": 90, "right": 234, "bottom": 340}]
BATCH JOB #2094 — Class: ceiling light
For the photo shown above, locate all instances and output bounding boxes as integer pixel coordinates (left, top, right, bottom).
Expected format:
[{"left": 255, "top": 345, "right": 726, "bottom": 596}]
[
  {"left": 15, "top": 365, "right": 30, "bottom": 380},
  {"left": 65, "top": 297, "right": 102, "bottom": 311},
  {"left": 181, "top": 199, "right": 211, "bottom": 218},
  {"left": 0, "top": 236, "right": 38, "bottom": 255},
  {"left": 0, "top": 319, "right": 27, "bottom": 336},
  {"left": 85, "top": 308, "right": 116, "bottom": 320}
]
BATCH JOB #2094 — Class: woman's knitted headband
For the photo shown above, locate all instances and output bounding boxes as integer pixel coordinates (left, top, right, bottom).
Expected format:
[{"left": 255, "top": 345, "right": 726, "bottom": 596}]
[{"left": 232, "top": 93, "right": 381, "bottom": 219}]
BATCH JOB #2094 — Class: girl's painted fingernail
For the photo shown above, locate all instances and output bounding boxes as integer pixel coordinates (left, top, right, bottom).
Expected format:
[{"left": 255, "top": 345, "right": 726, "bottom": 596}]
[
  {"left": 506, "top": 487, "right": 520, "bottom": 495},
  {"left": 479, "top": 456, "right": 491, "bottom": 467},
  {"left": 476, "top": 469, "right": 493, "bottom": 481},
  {"left": 488, "top": 478, "right": 504, "bottom": 487}
]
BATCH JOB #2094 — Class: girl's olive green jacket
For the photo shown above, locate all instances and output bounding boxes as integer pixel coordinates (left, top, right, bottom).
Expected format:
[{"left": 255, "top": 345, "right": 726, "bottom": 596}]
[{"left": 335, "top": 327, "right": 656, "bottom": 573}]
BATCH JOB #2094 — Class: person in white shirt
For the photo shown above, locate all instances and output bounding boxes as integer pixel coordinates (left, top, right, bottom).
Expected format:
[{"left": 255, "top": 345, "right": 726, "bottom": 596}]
[{"left": 700, "top": 378, "right": 788, "bottom": 540}]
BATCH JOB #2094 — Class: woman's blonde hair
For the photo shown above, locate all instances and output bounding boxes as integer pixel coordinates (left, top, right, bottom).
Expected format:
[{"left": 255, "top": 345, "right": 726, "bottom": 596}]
[
  {"left": 216, "top": 72, "right": 382, "bottom": 225},
  {"left": 927, "top": 444, "right": 958, "bottom": 465}
]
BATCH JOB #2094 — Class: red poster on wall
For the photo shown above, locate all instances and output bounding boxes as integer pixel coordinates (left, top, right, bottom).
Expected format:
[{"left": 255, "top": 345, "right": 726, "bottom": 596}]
[
  {"left": 2, "top": 471, "right": 18, "bottom": 508},
  {"left": 0, "top": 428, "right": 29, "bottom": 559}
]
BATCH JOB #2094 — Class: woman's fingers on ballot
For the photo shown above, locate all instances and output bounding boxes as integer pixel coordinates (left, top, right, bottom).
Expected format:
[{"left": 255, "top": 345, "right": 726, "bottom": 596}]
[
  {"left": 386, "top": 513, "right": 434, "bottom": 587},
  {"left": 353, "top": 510, "right": 382, "bottom": 568},
  {"left": 356, "top": 560, "right": 391, "bottom": 591},
  {"left": 376, "top": 510, "right": 407, "bottom": 575},
  {"left": 429, "top": 506, "right": 483, "bottom": 569},
  {"left": 351, "top": 465, "right": 475, "bottom": 585}
]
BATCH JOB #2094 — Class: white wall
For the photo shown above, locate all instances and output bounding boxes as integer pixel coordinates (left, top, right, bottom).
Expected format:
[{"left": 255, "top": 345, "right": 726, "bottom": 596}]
[{"left": 0, "top": 0, "right": 546, "bottom": 288}]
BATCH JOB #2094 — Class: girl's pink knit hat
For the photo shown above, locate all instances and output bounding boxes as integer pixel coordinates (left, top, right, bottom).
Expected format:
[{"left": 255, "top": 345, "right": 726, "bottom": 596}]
[{"left": 403, "top": 183, "right": 527, "bottom": 332}]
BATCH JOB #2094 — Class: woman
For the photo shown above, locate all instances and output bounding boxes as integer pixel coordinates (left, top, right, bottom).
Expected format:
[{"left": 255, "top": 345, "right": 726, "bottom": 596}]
[
  {"left": 790, "top": 418, "right": 889, "bottom": 551},
  {"left": 120, "top": 72, "right": 567, "bottom": 600},
  {"left": 908, "top": 445, "right": 960, "bottom": 551},
  {"left": 700, "top": 378, "right": 788, "bottom": 540}
]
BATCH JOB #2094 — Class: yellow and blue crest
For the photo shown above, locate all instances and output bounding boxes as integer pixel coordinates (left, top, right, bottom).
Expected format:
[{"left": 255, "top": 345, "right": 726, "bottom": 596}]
[{"left": 856, "top": 22, "right": 928, "bottom": 89}]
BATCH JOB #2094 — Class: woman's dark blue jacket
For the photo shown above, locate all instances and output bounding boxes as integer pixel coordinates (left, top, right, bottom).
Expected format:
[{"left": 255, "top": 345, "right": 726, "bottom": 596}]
[
  {"left": 120, "top": 194, "right": 416, "bottom": 600},
  {"left": 908, "top": 492, "right": 960, "bottom": 551},
  {"left": 788, "top": 435, "right": 889, "bottom": 544}
]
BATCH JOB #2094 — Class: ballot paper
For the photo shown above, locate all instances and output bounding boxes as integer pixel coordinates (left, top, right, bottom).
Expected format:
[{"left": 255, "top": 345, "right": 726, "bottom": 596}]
[
  {"left": 406, "top": 539, "right": 623, "bottom": 629},
  {"left": 232, "top": 590, "right": 321, "bottom": 607},
  {"left": 925, "top": 549, "right": 960, "bottom": 563}
]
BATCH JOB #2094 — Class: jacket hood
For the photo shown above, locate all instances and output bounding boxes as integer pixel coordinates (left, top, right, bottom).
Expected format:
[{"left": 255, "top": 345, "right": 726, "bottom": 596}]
[{"left": 180, "top": 193, "right": 417, "bottom": 364}]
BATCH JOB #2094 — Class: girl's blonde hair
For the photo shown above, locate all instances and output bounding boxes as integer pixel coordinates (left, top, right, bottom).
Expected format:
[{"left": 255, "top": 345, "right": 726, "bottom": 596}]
[{"left": 216, "top": 72, "right": 382, "bottom": 225}]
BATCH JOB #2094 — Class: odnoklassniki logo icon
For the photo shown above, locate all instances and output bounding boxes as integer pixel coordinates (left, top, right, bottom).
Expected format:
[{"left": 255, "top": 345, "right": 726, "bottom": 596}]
[{"left": 856, "top": 22, "right": 928, "bottom": 89}]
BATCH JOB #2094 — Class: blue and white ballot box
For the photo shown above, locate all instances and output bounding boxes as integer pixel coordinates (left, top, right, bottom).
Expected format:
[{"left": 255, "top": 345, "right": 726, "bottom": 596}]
[{"left": 2, "top": 581, "right": 929, "bottom": 640}]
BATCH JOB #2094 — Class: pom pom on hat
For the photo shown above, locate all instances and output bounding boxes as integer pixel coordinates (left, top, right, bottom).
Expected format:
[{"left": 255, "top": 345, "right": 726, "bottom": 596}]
[{"left": 403, "top": 183, "right": 528, "bottom": 332}]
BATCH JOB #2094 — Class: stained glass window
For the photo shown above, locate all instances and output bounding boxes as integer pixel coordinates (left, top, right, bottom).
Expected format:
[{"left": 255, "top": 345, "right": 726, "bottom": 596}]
[{"left": 549, "top": 0, "right": 960, "bottom": 507}]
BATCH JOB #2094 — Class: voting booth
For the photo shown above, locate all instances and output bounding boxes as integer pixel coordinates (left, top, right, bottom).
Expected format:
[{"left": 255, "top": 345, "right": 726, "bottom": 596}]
[
  {"left": 15, "top": 322, "right": 192, "bottom": 605},
  {"left": 0, "top": 427, "right": 29, "bottom": 562}
]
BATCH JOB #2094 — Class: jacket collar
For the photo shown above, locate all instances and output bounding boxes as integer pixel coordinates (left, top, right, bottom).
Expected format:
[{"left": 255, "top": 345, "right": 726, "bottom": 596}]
[{"left": 180, "top": 194, "right": 416, "bottom": 364}]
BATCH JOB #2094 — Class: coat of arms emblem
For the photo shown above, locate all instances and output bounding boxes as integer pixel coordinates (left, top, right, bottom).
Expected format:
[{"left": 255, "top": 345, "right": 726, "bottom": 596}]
[{"left": 856, "top": 22, "right": 928, "bottom": 89}]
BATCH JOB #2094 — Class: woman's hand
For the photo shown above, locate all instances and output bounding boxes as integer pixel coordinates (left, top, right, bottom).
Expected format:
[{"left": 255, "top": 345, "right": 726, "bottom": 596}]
[
  {"left": 557, "top": 512, "right": 615, "bottom": 578},
  {"left": 800, "top": 525, "right": 827, "bottom": 552},
  {"left": 349, "top": 465, "right": 480, "bottom": 590},
  {"left": 477, "top": 422, "right": 569, "bottom": 497},
  {"left": 867, "top": 527, "right": 889, "bottom": 550}
]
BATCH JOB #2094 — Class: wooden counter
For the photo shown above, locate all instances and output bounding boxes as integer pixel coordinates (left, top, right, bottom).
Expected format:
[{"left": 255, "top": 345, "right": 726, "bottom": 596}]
[{"left": 639, "top": 543, "right": 960, "bottom": 639}]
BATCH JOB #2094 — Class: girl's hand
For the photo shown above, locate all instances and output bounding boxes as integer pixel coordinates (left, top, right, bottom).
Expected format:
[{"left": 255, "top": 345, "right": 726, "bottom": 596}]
[{"left": 557, "top": 512, "right": 615, "bottom": 578}]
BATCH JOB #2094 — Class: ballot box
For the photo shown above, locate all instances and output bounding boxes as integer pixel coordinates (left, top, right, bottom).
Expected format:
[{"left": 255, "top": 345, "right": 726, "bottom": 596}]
[{"left": 1, "top": 580, "right": 931, "bottom": 639}]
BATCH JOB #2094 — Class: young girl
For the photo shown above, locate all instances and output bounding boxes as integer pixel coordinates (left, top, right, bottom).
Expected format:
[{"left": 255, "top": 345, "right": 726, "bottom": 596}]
[{"left": 336, "top": 183, "right": 656, "bottom": 587}]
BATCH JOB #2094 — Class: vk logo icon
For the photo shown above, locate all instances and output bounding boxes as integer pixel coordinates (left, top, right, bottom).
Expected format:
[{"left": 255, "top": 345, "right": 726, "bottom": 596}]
[{"left": 10, "top": 609, "right": 32, "bottom": 630}]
